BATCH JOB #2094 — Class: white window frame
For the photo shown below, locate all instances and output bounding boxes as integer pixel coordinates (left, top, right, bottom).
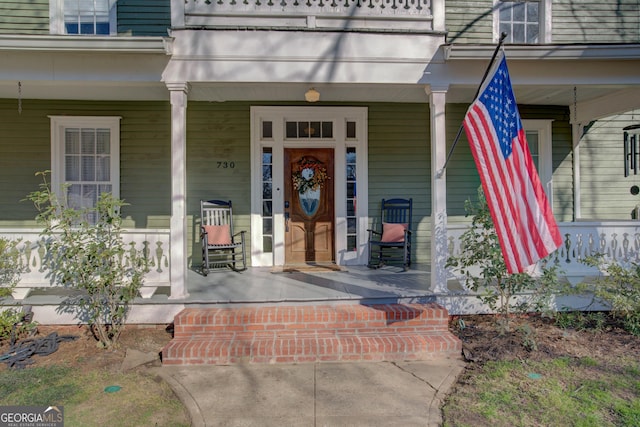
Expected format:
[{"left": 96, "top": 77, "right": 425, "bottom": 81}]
[
  {"left": 49, "top": 116, "right": 121, "bottom": 206},
  {"left": 50, "top": 0, "right": 117, "bottom": 35},
  {"left": 493, "top": 0, "right": 552, "bottom": 44},
  {"left": 522, "top": 119, "right": 553, "bottom": 206}
]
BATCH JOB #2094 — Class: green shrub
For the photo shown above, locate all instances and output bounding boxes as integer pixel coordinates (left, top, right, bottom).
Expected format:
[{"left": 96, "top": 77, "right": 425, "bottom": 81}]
[
  {"left": 25, "top": 171, "right": 148, "bottom": 349},
  {"left": 0, "top": 308, "right": 37, "bottom": 344},
  {"left": 0, "top": 237, "right": 25, "bottom": 297},
  {"left": 554, "top": 311, "right": 607, "bottom": 332},
  {"left": 577, "top": 256, "right": 640, "bottom": 336},
  {"left": 0, "top": 238, "right": 34, "bottom": 344},
  {"left": 446, "top": 188, "right": 560, "bottom": 331}
]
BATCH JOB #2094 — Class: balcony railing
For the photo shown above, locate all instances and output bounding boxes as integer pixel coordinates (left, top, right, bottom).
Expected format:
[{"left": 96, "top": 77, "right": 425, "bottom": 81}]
[
  {"left": 1, "top": 228, "right": 170, "bottom": 300},
  {"left": 448, "top": 221, "right": 640, "bottom": 287},
  {"left": 182, "top": 0, "right": 438, "bottom": 32}
]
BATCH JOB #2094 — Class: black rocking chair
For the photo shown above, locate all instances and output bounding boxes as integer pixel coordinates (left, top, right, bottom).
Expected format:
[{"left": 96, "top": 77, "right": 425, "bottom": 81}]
[
  {"left": 201, "top": 200, "right": 247, "bottom": 275},
  {"left": 367, "top": 198, "right": 413, "bottom": 270}
]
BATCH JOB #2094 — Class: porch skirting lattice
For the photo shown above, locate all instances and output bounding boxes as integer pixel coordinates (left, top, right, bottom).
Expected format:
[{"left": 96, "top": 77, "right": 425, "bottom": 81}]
[{"left": 161, "top": 303, "right": 461, "bottom": 365}]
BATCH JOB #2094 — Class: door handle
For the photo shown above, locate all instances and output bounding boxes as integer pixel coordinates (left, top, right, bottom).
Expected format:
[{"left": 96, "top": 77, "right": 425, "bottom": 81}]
[{"left": 285, "top": 212, "right": 290, "bottom": 232}]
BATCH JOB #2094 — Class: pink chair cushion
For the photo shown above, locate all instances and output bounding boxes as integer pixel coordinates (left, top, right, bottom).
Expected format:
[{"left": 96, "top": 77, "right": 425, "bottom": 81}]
[
  {"left": 204, "top": 225, "right": 232, "bottom": 245},
  {"left": 381, "top": 223, "right": 408, "bottom": 243}
]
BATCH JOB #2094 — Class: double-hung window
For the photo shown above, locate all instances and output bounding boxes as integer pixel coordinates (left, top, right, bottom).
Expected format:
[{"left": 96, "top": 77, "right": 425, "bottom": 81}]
[
  {"left": 50, "top": 0, "right": 116, "bottom": 35},
  {"left": 494, "top": 0, "right": 551, "bottom": 44},
  {"left": 49, "top": 116, "right": 121, "bottom": 219},
  {"left": 522, "top": 120, "right": 553, "bottom": 205}
]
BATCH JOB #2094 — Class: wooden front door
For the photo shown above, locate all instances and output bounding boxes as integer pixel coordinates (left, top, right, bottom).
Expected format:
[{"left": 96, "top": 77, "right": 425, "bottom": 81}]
[{"left": 284, "top": 148, "right": 335, "bottom": 264}]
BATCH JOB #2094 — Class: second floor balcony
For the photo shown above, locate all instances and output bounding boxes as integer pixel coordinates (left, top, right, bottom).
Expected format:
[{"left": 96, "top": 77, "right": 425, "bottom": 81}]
[{"left": 173, "top": 0, "right": 445, "bottom": 33}]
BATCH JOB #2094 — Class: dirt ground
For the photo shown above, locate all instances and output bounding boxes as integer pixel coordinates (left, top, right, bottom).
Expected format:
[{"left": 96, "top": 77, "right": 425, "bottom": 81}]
[
  {"left": 2, "top": 313, "right": 637, "bottom": 372},
  {"left": 3, "top": 313, "right": 640, "bottom": 370},
  {"left": 0, "top": 323, "right": 173, "bottom": 371},
  {"left": 450, "top": 314, "right": 640, "bottom": 365},
  {"left": 1, "top": 314, "right": 638, "bottom": 395}
]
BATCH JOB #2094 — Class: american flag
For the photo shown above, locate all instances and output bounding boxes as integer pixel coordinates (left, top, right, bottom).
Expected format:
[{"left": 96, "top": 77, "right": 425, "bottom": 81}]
[{"left": 463, "top": 51, "right": 563, "bottom": 274}]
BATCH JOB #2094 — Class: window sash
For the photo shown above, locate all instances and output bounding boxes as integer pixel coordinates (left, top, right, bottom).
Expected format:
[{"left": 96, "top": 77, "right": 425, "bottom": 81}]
[
  {"left": 50, "top": 116, "right": 121, "bottom": 213},
  {"left": 494, "top": 0, "right": 550, "bottom": 44},
  {"left": 50, "top": 0, "right": 116, "bottom": 35}
]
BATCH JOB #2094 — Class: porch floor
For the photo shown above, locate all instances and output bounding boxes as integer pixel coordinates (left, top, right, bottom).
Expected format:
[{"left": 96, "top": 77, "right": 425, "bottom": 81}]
[
  {"left": 12, "top": 263, "right": 467, "bottom": 324},
  {"left": 162, "top": 263, "right": 437, "bottom": 306},
  {"left": 14, "top": 263, "right": 437, "bottom": 306}
]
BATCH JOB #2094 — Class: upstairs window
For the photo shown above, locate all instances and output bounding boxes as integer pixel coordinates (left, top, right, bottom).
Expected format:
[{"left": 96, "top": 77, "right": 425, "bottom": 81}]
[
  {"left": 51, "top": 0, "right": 116, "bottom": 35},
  {"left": 495, "top": 0, "right": 551, "bottom": 44}
]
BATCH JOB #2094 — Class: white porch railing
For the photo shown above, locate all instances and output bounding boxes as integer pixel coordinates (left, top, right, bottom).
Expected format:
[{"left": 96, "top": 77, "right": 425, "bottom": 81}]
[
  {"left": 183, "top": 0, "right": 437, "bottom": 32},
  {"left": 0, "top": 228, "right": 170, "bottom": 300},
  {"left": 447, "top": 221, "right": 640, "bottom": 286}
]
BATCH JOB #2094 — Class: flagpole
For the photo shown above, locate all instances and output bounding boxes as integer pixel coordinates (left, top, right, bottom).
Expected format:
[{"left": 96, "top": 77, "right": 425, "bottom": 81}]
[{"left": 437, "top": 32, "right": 508, "bottom": 176}]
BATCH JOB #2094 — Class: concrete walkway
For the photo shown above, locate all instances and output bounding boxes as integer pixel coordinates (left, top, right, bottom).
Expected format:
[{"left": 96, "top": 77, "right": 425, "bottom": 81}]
[{"left": 156, "top": 358, "right": 465, "bottom": 427}]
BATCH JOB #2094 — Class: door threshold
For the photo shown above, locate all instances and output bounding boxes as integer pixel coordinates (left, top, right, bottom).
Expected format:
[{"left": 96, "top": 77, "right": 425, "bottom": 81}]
[{"left": 273, "top": 263, "right": 347, "bottom": 273}]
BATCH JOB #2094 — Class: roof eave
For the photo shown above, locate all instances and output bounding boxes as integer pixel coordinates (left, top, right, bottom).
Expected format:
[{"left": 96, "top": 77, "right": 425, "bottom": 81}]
[
  {"left": 444, "top": 43, "right": 640, "bottom": 61},
  {"left": 0, "top": 35, "right": 171, "bottom": 54}
]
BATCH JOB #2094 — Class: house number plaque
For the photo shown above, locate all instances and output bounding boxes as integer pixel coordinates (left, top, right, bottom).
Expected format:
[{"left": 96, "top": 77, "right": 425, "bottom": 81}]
[{"left": 217, "top": 161, "right": 236, "bottom": 169}]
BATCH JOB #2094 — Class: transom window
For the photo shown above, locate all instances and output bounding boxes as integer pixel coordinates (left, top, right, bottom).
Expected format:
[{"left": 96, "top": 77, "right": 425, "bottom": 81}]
[
  {"left": 50, "top": 116, "right": 121, "bottom": 220},
  {"left": 285, "top": 121, "right": 333, "bottom": 139},
  {"left": 50, "top": 0, "right": 116, "bottom": 35}
]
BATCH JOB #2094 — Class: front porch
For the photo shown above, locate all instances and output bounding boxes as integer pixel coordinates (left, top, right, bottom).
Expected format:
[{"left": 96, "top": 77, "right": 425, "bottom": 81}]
[
  {"left": 4, "top": 220, "right": 639, "bottom": 324},
  {"left": 12, "top": 263, "right": 438, "bottom": 325}
]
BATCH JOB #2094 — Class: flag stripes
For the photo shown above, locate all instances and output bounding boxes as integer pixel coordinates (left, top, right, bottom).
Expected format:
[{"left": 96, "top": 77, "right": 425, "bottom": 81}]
[{"left": 463, "top": 52, "right": 562, "bottom": 274}]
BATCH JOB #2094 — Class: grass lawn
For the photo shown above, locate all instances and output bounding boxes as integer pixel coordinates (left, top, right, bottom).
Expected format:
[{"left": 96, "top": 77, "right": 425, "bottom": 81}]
[
  {"left": 442, "top": 315, "right": 640, "bottom": 427},
  {"left": 0, "top": 364, "right": 189, "bottom": 426}
]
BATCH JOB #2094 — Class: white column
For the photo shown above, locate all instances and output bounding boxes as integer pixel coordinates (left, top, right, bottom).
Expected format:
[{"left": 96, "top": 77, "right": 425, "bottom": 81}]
[
  {"left": 170, "top": 0, "right": 185, "bottom": 28},
  {"left": 167, "top": 82, "right": 190, "bottom": 299},
  {"left": 429, "top": 88, "right": 449, "bottom": 294},
  {"left": 572, "top": 123, "right": 582, "bottom": 221},
  {"left": 431, "top": 0, "right": 445, "bottom": 33}
]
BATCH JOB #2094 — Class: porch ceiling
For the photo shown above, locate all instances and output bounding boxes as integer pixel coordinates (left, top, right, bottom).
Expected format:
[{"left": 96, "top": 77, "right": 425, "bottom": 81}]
[
  {"left": 185, "top": 81, "right": 632, "bottom": 109},
  {"left": 0, "top": 37, "right": 638, "bottom": 121},
  {"left": 0, "top": 79, "right": 632, "bottom": 110}
]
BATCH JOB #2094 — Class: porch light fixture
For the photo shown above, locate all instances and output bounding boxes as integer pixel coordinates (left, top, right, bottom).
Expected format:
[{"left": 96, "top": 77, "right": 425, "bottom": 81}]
[{"left": 305, "top": 88, "right": 320, "bottom": 103}]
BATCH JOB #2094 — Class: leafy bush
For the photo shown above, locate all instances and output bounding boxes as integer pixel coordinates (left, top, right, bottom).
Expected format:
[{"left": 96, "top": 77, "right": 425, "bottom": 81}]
[
  {"left": 554, "top": 311, "right": 607, "bottom": 332},
  {"left": 25, "top": 172, "right": 148, "bottom": 348},
  {"left": 575, "top": 256, "right": 640, "bottom": 335},
  {"left": 0, "top": 238, "right": 34, "bottom": 343},
  {"left": 0, "top": 237, "right": 25, "bottom": 297},
  {"left": 446, "top": 188, "right": 559, "bottom": 331},
  {"left": 0, "top": 308, "right": 37, "bottom": 344}
]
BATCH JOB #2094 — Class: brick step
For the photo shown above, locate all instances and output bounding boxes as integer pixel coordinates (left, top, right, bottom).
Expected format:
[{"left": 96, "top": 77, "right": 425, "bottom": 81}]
[{"left": 162, "top": 303, "right": 462, "bottom": 365}]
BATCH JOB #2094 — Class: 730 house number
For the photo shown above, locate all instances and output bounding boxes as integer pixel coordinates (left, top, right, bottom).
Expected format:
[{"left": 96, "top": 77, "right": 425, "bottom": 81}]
[{"left": 217, "top": 161, "right": 235, "bottom": 169}]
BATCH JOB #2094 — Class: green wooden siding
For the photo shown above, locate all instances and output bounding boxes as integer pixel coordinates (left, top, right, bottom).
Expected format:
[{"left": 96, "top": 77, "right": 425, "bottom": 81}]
[
  {"left": 579, "top": 110, "right": 640, "bottom": 219},
  {"left": 445, "top": 0, "right": 640, "bottom": 44},
  {"left": 553, "top": 0, "right": 640, "bottom": 43},
  {"left": 0, "top": 0, "right": 170, "bottom": 36},
  {"left": 117, "top": 0, "right": 171, "bottom": 36},
  {"left": 446, "top": 104, "right": 574, "bottom": 223},
  {"left": 186, "top": 102, "right": 252, "bottom": 265},
  {"left": 0, "top": 1, "right": 49, "bottom": 34},
  {"left": 0, "top": 98, "right": 578, "bottom": 267},
  {"left": 0, "top": 99, "right": 171, "bottom": 228},
  {"left": 445, "top": 0, "right": 494, "bottom": 43},
  {"left": 368, "top": 103, "right": 431, "bottom": 263},
  {"left": 550, "top": 110, "right": 574, "bottom": 222}
]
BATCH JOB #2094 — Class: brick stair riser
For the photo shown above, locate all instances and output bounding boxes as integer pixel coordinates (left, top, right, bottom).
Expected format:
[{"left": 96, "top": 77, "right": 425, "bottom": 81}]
[
  {"left": 173, "top": 321, "right": 449, "bottom": 337},
  {"left": 162, "top": 304, "right": 461, "bottom": 365},
  {"left": 163, "top": 333, "right": 461, "bottom": 364},
  {"left": 173, "top": 304, "right": 448, "bottom": 327},
  {"left": 172, "top": 327, "right": 449, "bottom": 342}
]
